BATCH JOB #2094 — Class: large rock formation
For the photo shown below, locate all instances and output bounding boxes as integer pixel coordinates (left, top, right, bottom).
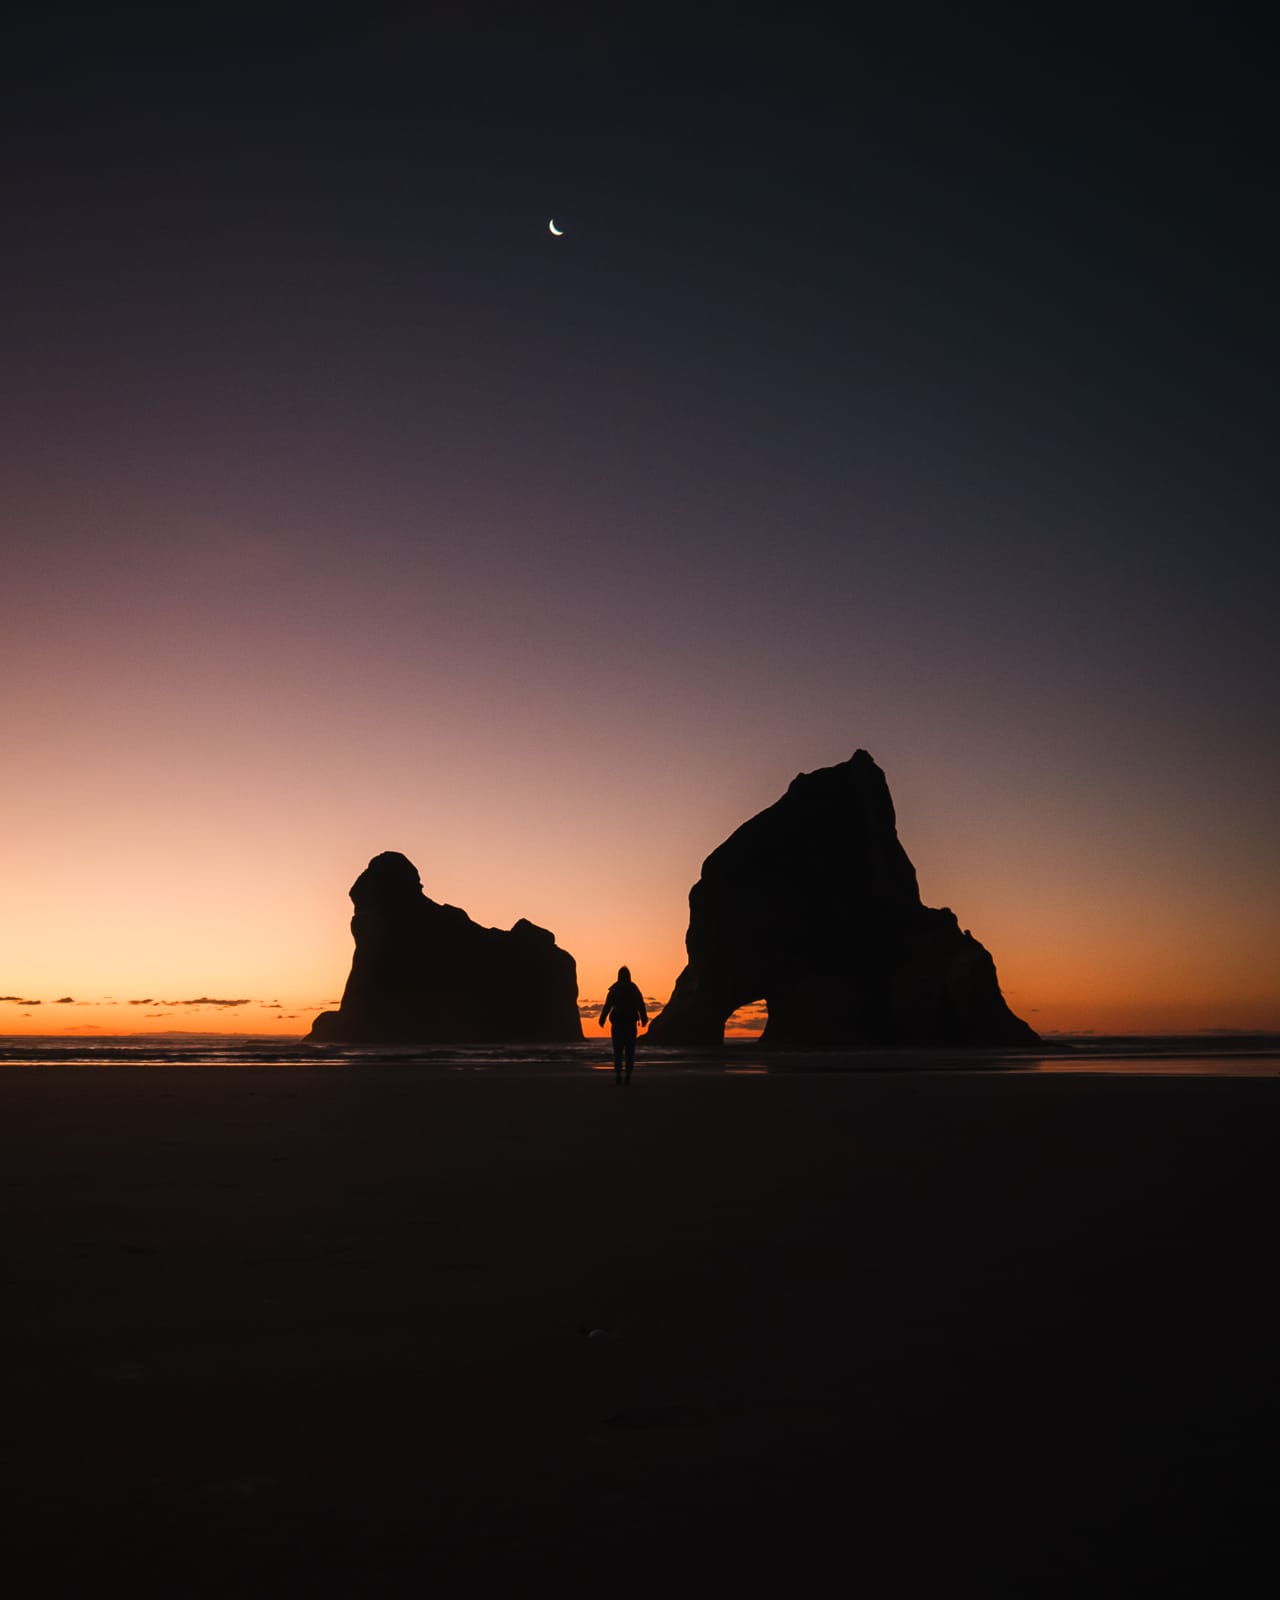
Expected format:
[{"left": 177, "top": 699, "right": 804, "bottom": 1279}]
[
  {"left": 308, "top": 852, "right": 582, "bottom": 1044},
  {"left": 646, "top": 751, "right": 1038, "bottom": 1049}
]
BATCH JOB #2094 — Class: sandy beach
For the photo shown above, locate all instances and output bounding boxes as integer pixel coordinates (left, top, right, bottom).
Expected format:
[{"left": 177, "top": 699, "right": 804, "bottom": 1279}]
[{"left": 2, "top": 1064, "right": 1276, "bottom": 1594}]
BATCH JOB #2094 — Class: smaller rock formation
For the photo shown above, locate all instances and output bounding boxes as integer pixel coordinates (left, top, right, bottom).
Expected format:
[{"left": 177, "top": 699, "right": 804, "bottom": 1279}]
[
  {"left": 646, "top": 751, "right": 1038, "bottom": 1049},
  {"left": 309, "top": 851, "right": 582, "bottom": 1044}
]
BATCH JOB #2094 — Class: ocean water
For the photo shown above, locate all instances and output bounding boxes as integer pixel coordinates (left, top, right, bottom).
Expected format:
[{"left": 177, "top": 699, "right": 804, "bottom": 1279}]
[{"left": 0, "top": 1034, "right": 1276, "bottom": 1074}]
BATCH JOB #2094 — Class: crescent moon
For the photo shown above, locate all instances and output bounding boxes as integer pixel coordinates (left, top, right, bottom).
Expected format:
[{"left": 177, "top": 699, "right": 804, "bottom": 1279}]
[{"left": 548, "top": 219, "right": 564, "bottom": 236}]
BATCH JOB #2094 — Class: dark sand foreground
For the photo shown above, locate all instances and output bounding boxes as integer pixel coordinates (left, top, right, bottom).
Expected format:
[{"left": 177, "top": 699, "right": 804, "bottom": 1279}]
[{"left": 2, "top": 1065, "right": 1276, "bottom": 1595}]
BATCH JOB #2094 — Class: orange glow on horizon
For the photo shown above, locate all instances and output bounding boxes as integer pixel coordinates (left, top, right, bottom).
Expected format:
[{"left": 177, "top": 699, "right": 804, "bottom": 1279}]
[
  {"left": 5, "top": 976, "right": 1278, "bottom": 1041},
  {"left": 3, "top": 753, "right": 1276, "bottom": 1043}
]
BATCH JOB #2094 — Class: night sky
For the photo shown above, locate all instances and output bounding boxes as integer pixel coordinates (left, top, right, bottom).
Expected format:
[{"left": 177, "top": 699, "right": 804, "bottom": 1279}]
[{"left": 4, "top": 6, "right": 1277, "bottom": 1035}]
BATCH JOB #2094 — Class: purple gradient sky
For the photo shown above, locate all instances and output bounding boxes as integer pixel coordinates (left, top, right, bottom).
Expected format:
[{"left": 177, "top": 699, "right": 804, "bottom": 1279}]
[{"left": 3, "top": 7, "right": 1277, "bottom": 1035}]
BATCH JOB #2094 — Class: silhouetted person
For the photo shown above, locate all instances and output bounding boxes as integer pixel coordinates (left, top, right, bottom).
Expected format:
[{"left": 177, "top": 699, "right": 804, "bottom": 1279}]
[{"left": 599, "top": 966, "right": 648, "bottom": 1085}]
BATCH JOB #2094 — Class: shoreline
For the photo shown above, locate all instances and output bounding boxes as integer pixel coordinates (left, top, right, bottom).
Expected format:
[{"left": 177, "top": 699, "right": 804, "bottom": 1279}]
[{"left": 2, "top": 1030, "right": 1278, "bottom": 1075}]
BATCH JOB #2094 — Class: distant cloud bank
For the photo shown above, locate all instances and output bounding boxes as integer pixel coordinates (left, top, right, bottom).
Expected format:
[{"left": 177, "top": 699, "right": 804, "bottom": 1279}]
[
  {"left": 128, "top": 997, "right": 252, "bottom": 1009},
  {"left": 578, "top": 997, "right": 665, "bottom": 1018}
]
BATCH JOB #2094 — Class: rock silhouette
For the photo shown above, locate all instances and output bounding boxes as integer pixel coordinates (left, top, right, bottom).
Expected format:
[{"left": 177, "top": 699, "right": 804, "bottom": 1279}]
[
  {"left": 645, "top": 751, "right": 1038, "bottom": 1049},
  {"left": 309, "top": 852, "right": 582, "bottom": 1044}
]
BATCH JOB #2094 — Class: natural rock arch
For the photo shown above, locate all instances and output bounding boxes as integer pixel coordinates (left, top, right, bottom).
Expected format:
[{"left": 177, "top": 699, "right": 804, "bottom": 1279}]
[{"left": 645, "top": 751, "right": 1037, "bottom": 1050}]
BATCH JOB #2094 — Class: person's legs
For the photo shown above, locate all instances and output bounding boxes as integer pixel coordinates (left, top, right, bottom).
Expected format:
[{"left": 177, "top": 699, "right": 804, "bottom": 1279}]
[{"left": 611, "top": 1025, "right": 637, "bottom": 1085}]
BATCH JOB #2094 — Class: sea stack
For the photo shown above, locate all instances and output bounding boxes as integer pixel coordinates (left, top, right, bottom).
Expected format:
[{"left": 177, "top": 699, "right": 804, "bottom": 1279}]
[
  {"left": 308, "top": 851, "right": 582, "bottom": 1044},
  {"left": 645, "top": 751, "right": 1038, "bottom": 1049}
]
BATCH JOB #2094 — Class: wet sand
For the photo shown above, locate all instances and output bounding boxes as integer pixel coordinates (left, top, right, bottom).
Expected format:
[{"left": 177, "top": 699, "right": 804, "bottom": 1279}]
[{"left": 2, "top": 1065, "right": 1276, "bottom": 1594}]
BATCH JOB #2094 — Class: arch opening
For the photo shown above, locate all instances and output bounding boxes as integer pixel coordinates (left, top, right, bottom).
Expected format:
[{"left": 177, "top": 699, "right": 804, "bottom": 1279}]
[{"left": 724, "top": 999, "right": 767, "bottom": 1041}]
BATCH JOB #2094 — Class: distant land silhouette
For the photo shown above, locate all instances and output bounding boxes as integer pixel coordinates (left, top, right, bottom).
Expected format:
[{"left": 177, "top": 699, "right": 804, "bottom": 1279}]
[
  {"left": 308, "top": 852, "right": 582, "bottom": 1044},
  {"left": 646, "top": 750, "right": 1039, "bottom": 1049}
]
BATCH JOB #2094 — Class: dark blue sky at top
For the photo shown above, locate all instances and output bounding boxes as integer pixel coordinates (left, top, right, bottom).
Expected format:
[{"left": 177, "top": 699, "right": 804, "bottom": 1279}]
[{"left": 5, "top": 5, "right": 1276, "bottom": 759}]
